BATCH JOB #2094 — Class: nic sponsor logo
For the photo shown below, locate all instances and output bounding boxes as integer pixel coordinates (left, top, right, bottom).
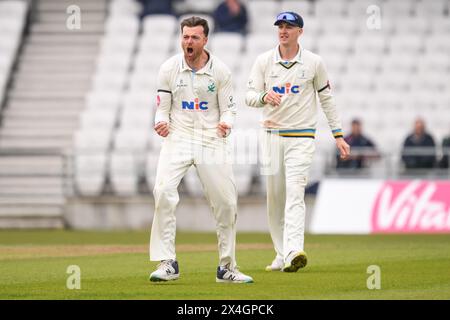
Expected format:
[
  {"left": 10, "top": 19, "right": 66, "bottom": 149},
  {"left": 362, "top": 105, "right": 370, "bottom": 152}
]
[
  {"left": 273, "top": 83, "right": 300, "bottom": 95},
  {"left": 182, "top": 98, "right": 208, "bottom": 111},
  {"left": 371, "top": 180, "right": 450, "bottom": 233}
]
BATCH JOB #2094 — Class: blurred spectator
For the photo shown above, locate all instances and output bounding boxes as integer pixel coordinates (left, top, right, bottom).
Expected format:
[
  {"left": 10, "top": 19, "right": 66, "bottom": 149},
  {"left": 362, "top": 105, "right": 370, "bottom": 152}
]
[
  {"left": 439, "top": 135, "right": 450, "bottom": 169},
  {"left": 336, "top": 119, "right": 378, "bottom": 169},
  {"left": 138, "top": 0, "right": 176, "bottom": 18},
  {"left": 213, "top": 0, "right": 248, "bottom": 34},
  {"left": 401, "top": 118, "right": 436, "bottom": 169}
]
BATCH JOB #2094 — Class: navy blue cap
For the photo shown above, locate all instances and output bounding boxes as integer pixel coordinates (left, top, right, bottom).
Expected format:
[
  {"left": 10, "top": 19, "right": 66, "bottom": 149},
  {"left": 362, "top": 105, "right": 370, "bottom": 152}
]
[{"left": 274, "top": 12, "right": 304, "bottom": 28}]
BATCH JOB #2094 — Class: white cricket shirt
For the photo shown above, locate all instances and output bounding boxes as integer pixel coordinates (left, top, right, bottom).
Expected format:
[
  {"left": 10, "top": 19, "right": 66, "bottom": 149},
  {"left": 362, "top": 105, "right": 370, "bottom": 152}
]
[
  {"left": 245, "top": 45, "right": 343, "bottom": 138},
  {"left": 155, "top": 50, "right": 236, "bottom": 141}
]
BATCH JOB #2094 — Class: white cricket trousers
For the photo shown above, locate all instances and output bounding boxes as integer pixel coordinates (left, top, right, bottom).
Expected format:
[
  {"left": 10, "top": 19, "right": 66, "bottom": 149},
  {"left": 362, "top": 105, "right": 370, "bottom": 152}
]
[
  {"left": 263, "top": 132, "right": 315, "bottom": 263},
  {"left": 150, "top": 133, "right": 237, "bottom": 268}
]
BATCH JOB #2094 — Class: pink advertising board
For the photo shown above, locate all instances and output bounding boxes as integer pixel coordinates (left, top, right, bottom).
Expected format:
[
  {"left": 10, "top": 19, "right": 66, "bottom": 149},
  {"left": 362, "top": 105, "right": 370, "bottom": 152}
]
[
  {"left": 371, "top": 180, "right": 450, "bottom": 233},
  {"left": 311, "top": 179, "right": 450, "bottom": 234}
]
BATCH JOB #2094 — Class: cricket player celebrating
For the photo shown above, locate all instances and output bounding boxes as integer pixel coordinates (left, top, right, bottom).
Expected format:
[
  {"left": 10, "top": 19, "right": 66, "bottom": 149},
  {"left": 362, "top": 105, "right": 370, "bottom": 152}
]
[
  {"left": 246, "top": 12, "right": 350, "bottom": 272},
  {"left": 149, "top": 17, "right": 253, "bottom": 283}
]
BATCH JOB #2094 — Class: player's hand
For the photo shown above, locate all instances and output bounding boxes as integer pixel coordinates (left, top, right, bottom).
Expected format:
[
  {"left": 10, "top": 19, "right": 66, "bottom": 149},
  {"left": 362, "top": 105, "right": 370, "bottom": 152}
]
[
  {"left": 263, "top": 90, "right": 282, "bottom": 107},
  {"left": 336, "top": 137, "right": 350, "bottom": 160},
  {"left": 217, "top": 122, "right": 231, "bottom": 138},
  {"left": 154, "top": 121, "right": 169, "bottom": 137}
]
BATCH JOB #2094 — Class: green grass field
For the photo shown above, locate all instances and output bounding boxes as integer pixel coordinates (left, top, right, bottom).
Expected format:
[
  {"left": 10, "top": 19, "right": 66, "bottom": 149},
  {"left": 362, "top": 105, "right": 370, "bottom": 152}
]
[{"left": 0, "top": 231, "right": 449, "bottom": 300}]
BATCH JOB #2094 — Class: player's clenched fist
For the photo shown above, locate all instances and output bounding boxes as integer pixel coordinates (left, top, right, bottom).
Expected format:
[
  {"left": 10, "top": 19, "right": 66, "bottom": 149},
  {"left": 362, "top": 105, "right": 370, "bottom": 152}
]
[
  {"left": 154, "top": 121, "right": 169, "bottom": 137},
  {"left": 217, "top": 122, "right": 231, "bottom": 138},
  {"left": 263, "top": 90, "right": 283, "bottom": 107}
]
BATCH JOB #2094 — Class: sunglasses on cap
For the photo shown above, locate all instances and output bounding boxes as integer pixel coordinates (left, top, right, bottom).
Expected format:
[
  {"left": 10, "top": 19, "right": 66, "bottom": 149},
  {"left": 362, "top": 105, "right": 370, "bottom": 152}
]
[{"left": 274, "top": 12, "right": 303, "bottom": 28}]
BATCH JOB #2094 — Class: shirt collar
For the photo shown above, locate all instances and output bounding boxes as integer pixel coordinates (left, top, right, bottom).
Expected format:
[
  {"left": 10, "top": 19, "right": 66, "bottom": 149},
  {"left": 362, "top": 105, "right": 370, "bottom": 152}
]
[
  {"left": 180, "top": 48, "right": 213, "bottom": 75},
  {"left": 273, "top": 44, "right": 303, "bottom": 65}
]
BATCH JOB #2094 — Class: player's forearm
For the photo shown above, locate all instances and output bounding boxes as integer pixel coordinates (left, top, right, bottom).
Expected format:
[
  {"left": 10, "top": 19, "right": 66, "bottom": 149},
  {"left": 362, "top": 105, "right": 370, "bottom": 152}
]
[
  {"left": 245, "top": 90, "right": 266, "bottom": 108},
  {"left": 219, "top": 109, "right": 236, "bottom": 128},
  {"left": 154, "top": 91, "right": 172, "bottom": 125},
  {"left": 319, "top": 92, "right": 343, "bottom": 138},
  {"left": 154, "top": 110, "right": 170, "bottom": 125}
]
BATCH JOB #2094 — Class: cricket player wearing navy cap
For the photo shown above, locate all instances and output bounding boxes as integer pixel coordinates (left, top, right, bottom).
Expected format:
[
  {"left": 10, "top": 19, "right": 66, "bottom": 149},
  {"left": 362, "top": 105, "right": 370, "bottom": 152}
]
[
  {"left": 149, "top": 16, "right": 253, "bottom": 283},
  {"left": 246, "top": 12, "right": 350, "bottom": 272}
]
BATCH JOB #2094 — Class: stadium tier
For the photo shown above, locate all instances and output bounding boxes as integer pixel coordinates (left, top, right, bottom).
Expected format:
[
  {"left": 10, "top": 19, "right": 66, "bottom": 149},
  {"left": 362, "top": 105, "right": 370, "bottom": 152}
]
[{"left": 0, "top": 0, "right": 449, "bottom": 228}]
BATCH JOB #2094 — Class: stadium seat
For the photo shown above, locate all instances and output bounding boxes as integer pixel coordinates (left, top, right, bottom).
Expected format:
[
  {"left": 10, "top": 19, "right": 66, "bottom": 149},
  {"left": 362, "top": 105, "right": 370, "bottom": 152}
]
[
  {"left": 247, "top": 0, "right": 279, "bottom": 34},
  {"left": 317, "top": 34, "right": 353, "bottom": 57},
  {"left": 105, "top": 15, "right": 140, "bottom": 35},
  {"left": 143, "top": 14, "right": 178, "bottom": 35},
  {"left": 119, "top": 107, "right": 152, "bottom": 130},
  {"left": 321, "top": 18, "right": 359, "bottom": 36},
  {"left": 381, "top": 0, "right": 415, "bottom": 18},
  {"left": 209, "top": 33, "right": 244, "bottom": 55},
  {"left": 0, "top": 53, "right": 13, "bottom": 74},
  {"left": 430, "top": 17, "right": 450, "bottom": 34},
  {"left": 99, "top": 35, "right": 137, "bottom": 56},
  {"left": 229, "top": 128, "right": 259, "bottom": 164},
  {"left": 410, "top": 71, "right": 448, "bottom": 93},
  {"left": 128, "top": 72, "right": 158, "bottom": 94},
  {"left": 245, "top": 33, "right": 278, "bottom": 59},
  {"left": 0, "top": 1, "right": 27, "bottom": 105},
  {"left": 183, "top": 0, "right": 221, "bottom": 14},
  {"left": 74, "top": 153, "right": 108, "bottom": 196},
  {"left": 123, "top": 91, "right": 154, "bottom": 110},
  {"left": 280, "top": 0, "right": 312, "bottom": 16},
  {"left": 133, "top": 52, "right": 168, "bottom": 73},
  {"left": 109, "top": 151, "right": 140, "bottom": 196},
  {"left": 0, "top": 0, "right": 28, "bottom": 18},
  {"left": 79, "top": 108, "right": 118, "bottom": 132},
  {"left": 138, "top": 34, "right": 173, "bottom": 56},
  {"left": 346, "top": 53, "right": 381, "bottom": 74},
  {"left": 374, "top": 72, "right": 411, "bottom": 94},
  {"left": 314, "top": 0, "right": 349, "bottom": 17},
  {"left": 308, "top": 154, "right": 328, "bottom": 184},
  {"left": 113, "top": 127, "right": 150, "bottom": 152},
  {"left": 148, "top": 131, "right": 163, "bottom": 151},
  {"left": 0, "top": 33, "right": 20, "bottom": 54},
  {"left": 316, "top": 55, "right": 346, "bottom": 81},
  {"left": 234, "top": 165, "right": 254, "bottom": 196},
  {"left": 96, "top": 53, "right": 132, "bottom": 73},
  {"left": 0, "top": 17, "right": 24, "bottom": 34},
  {"left": 85, "top": 91, "right": 122, "bottom": 110},
  {"left": 381, "top": 54, "right": 417, "bottom": 74},
  {"left": 339, "top": 73, "right": 374, "bottom": 94},
  {"left": 414, "top": 0, "right": 448, "bottom": 18},
  {"left": 300, "top": 16, "right": 322, "bottom": 37},
  {"left": 74, "top": 129, "right": 112, "bottom": 152},
  {"left": 353, "top": 34, "right": 387, "bottom": 56},
  {"left": 425, "top": 35, "right": 450, "bottom": 55},
  {"left": 394, "top": 17, "right": 430, "bottom": 35},
  {"left": 92, "top": 71, "right": 128, "bottom": 91},
  {"left": 347, "top": 0, "right": 383, "bottom": 20},
  {"left": 109, "top": 0, "right": 142, "bottom": 17},
  {"left": 183, "top": 167, "right": 204, "bottom": 197},
  {"left": 298, "top": 33, "right": 316, "bottom": 52},
  {"left": 417, "top": 52, "right": 450, "bottom": 74},
  {"left": 388, "top": 34, "right": 424, "bottom": 54}
]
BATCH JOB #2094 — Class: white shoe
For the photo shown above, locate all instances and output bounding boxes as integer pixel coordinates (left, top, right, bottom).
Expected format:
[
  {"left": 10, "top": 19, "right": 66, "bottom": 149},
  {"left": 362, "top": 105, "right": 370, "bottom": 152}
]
[
  {"left": 282, "top": 251, "right": 307, "bottom": 273},
  {"left": 216, "top": 265, "right": 254, "bottom": 283},
  {"left": 149, "top": 259, "right": 180, "bottom": 282},
  {"left": 265, "top": 257, "right": 284, "bottom": 271}
]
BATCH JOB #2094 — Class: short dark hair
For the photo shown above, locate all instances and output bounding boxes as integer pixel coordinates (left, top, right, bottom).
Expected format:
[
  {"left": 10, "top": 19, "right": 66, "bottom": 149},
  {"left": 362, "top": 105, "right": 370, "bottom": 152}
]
[{"left": 180, "top": 16, "right": 209, "bottom": 37}]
